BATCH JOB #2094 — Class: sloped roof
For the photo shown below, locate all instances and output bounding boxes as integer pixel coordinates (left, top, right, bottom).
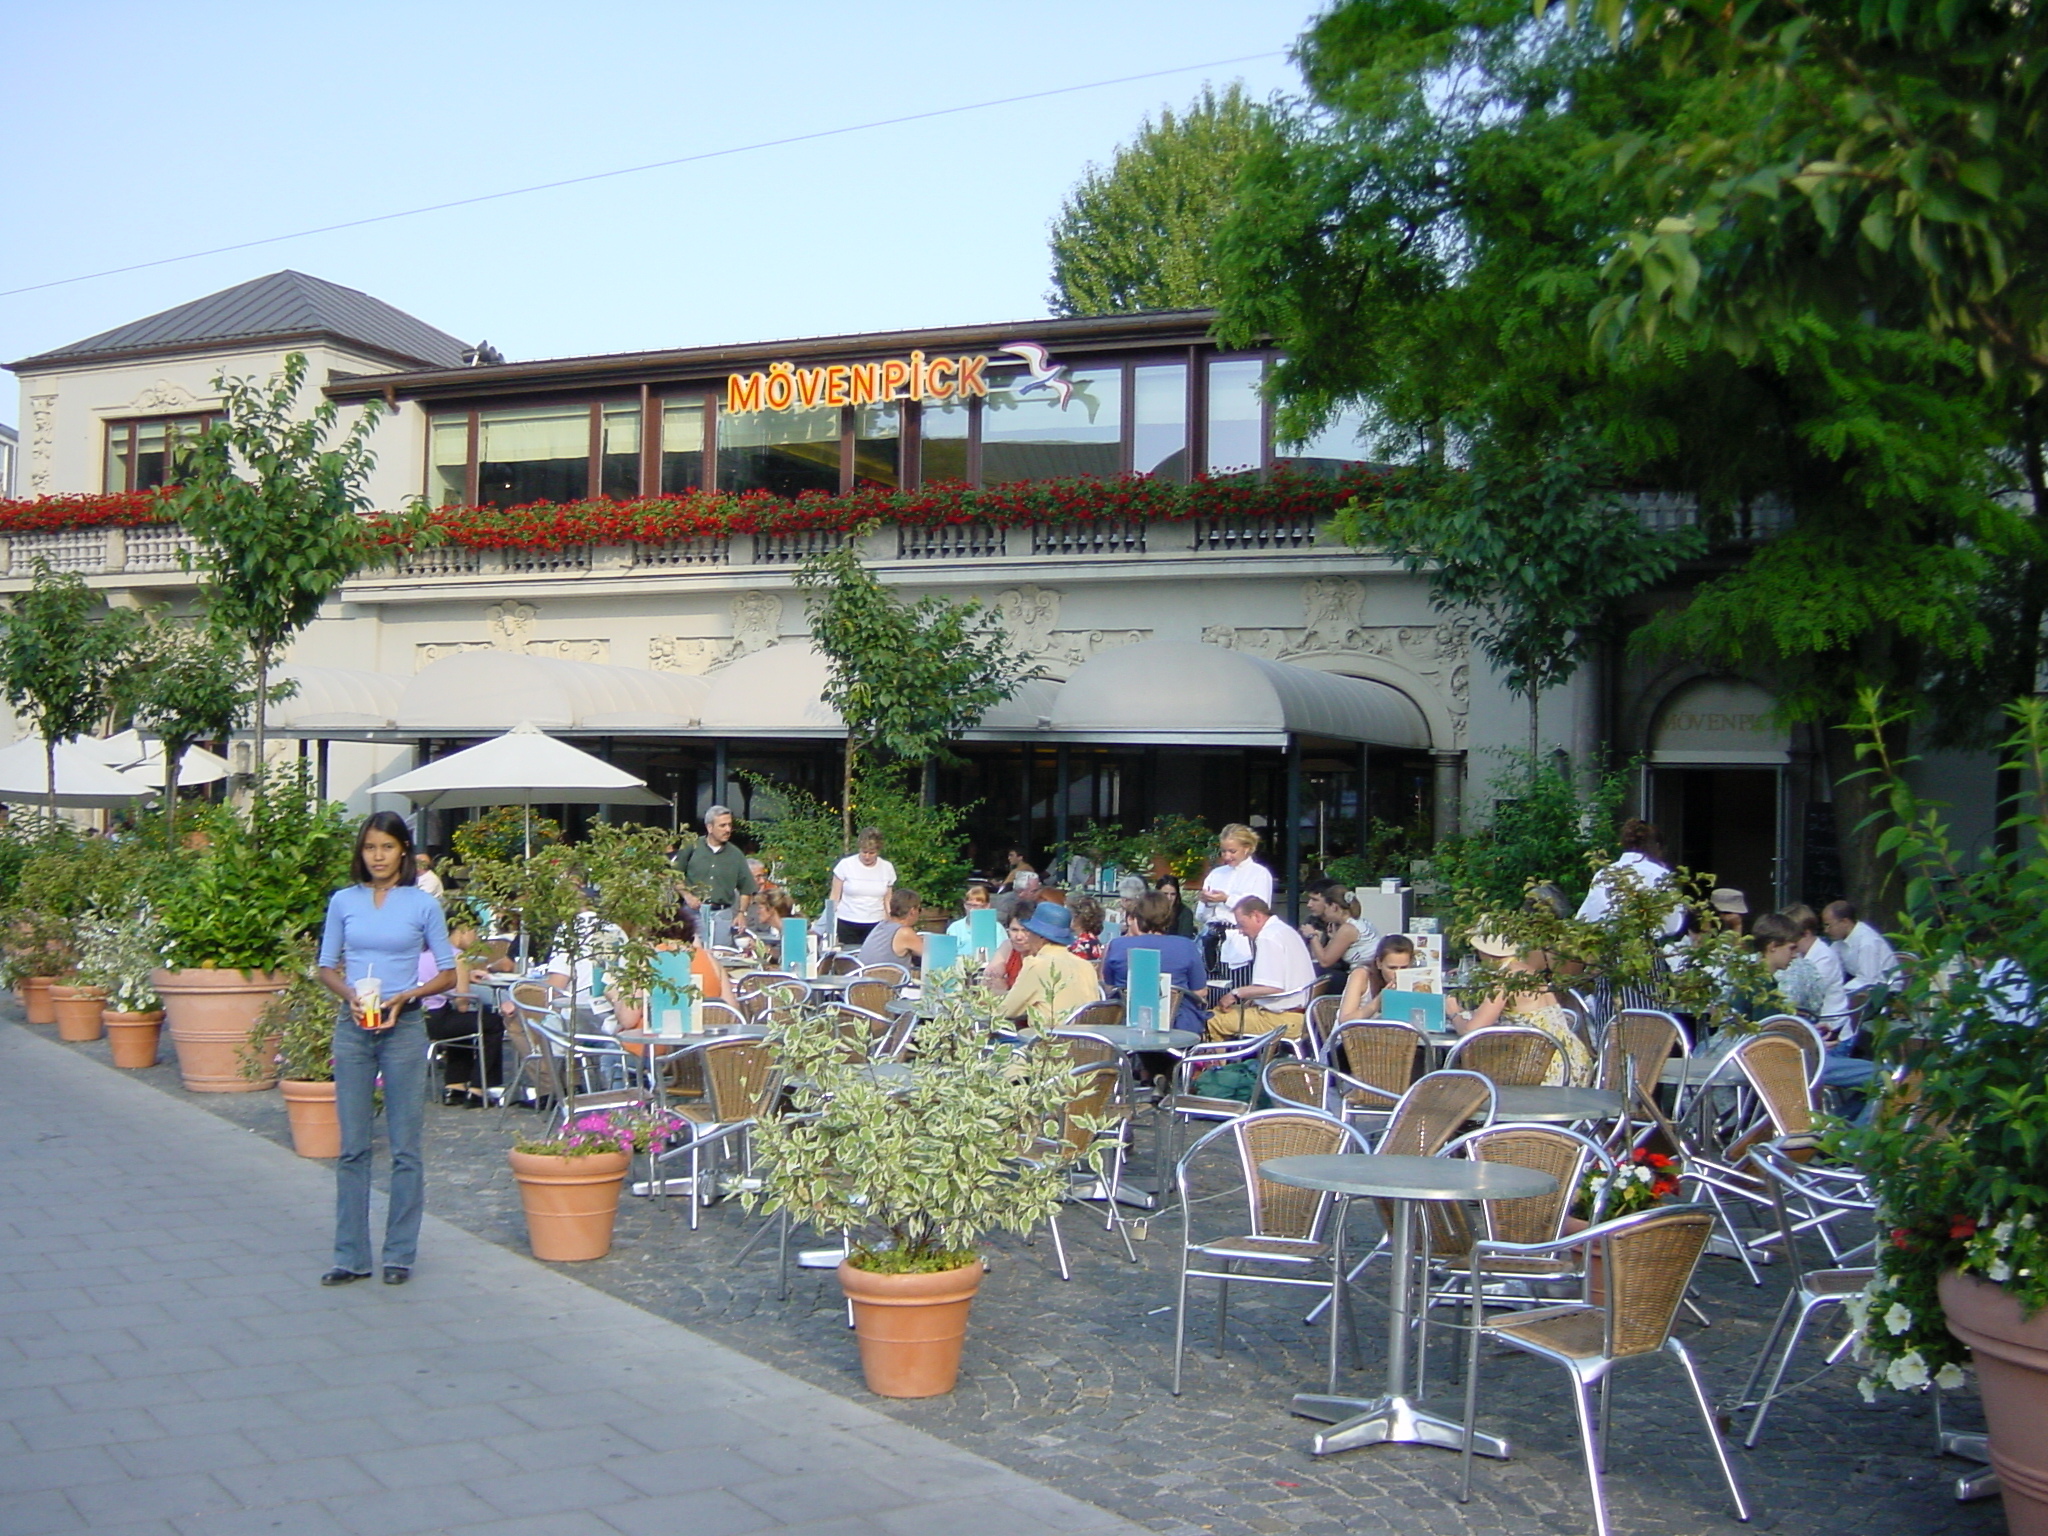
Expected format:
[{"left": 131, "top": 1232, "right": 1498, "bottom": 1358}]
[{"left": 9, "top": 271, "right": 471, "bottom": 372}]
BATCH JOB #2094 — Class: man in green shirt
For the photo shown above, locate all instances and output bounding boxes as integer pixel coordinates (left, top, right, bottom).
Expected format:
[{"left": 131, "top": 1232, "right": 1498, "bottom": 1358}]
[{"left": 677, "top": 805, "right": 756, "bottom": 950}]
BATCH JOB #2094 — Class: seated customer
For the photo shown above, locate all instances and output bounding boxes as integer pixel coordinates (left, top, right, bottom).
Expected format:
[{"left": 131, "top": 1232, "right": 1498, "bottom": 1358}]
[
  {"left": 997, "top": 902, "right": 1103, "bottom": 1031},
  {"left": 1752, "top": 912, "right": 1879, "bottom": 1110},
  {"left": 1103, "top": 890, "right": 1209, "bottom": 1034},
  {"left": 1823, "top": 899, "right": 1901, "bottom": 988},
  {"left": 1067, "top": 895, "right": 1107, "bottom": 963},
  {"left": 946, "top": 882, "right": 996, "bottom": 944},
  {"left": 1206, "top": 896, "right": 1315, "bottom": 1041},
  {"left": 1335, "top": 933, "right": 1419, "bottom": 1022},
  {"left": 1448, "top": 930, "right": 1592, "bottom": 1086},
  {"left": 858, "top": 888, "right": 927, "bottom": 972}
]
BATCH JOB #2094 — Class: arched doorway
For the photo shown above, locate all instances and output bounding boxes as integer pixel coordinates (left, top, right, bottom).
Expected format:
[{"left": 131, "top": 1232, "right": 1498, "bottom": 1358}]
[{"left": 1646, "top": 678, "right": 1789, "bottom": 909}]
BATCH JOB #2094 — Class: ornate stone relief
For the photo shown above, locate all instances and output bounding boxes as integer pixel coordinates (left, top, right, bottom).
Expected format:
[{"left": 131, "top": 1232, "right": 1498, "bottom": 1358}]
[
  {"left": 993, "top": 584, "right": 1148, "bottom": 680},
  {"left": 117, "top": 379, "right": 211, "bottom": 414},
  {"left": 27, "top": 393, "right": 55, "bottom": 495},
  {"left": 415, "top": 601, "right": 608, "bottom": 667},
  {"left": 1201, "top": 577, "right": 1473, "bottom": 746},
  {"left": 648, "top": 590, "right": 784, "bottom": 675}
]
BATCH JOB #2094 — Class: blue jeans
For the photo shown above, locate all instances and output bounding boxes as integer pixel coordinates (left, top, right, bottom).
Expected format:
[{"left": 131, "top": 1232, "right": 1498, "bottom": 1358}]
[{"left": 332, "top": 1007, "right": 428, "bottom": 1272}]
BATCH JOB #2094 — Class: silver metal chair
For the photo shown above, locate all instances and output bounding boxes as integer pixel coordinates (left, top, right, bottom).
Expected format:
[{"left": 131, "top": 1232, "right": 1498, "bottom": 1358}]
[
  {"left": 1155, "top": 1028, "right": 1286, "bottom": 1189},
  {"left": 648, "top": 1037, "right": 781, "bottom": 1229}
]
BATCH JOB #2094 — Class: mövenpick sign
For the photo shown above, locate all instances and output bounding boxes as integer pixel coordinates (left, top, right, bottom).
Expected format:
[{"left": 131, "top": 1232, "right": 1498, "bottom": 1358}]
[{"left": 725, "top": 341, "right": 1070, "bottom": 415}]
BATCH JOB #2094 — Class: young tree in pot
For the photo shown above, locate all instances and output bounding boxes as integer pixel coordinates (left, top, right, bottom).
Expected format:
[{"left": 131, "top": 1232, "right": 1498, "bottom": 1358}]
[
  {"left": 121, "top": 612, "right": 263, "bottom": 842},
  {"left": 76, "top": 907, "right": 165, "bottom": 1067},
  {"left": 745, "top": 975, "right": 1102, "bottom": 1396},
  {"left": 237, "top": 967, "right": 339, "bottom": 1157},
  {"left": 154, "top": 765, "right": 354, "bottom": 1092}
]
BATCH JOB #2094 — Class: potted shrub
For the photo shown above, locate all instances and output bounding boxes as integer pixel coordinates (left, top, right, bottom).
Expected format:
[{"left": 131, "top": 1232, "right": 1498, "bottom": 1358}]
[
  {"left": 237, "top": 968, "right": 338, "bottom": 1157},
  {"left": 2, "top": 829, "right": 136, "bottom": 1024},
  {"left": 75, "top": 908, "right": 165, "bottom": 1065},
  {"left": 1840, "top": 696, "right": 2048, "bottom": 1536},
  {"left": 745, "top": 971, "right": 1101, "bottom": 1397},
  {"left": 508, "top": 1107, "right": 685, "bottom": 1262},
  {"left": 4, "top": 907, "right": 75, "bottom": 1024},
  {"left": 153, "top": 767, "right": 353, "bottom": 1093}
]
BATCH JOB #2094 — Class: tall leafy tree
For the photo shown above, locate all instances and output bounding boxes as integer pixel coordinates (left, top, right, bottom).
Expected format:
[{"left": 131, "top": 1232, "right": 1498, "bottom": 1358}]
[
  {"left": 1048, "top": 83, "right": 1271, "bottom": 316},
  {"left": 1214, "top": 0, "right": 2017, "bottom": 908},
  {"left": 794, "top": 540, "right": 1021, "bottom": 846},
  {"left": 168, "top": 352, "right": 395, "bottom": 786},
  {"left": 0, "top": 563, "right": 147, "bottom": 823}
]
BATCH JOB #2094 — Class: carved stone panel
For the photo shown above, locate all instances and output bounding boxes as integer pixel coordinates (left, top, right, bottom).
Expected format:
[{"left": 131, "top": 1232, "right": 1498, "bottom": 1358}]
[
  {"left": 416, "top": 600, "right": 608, "bottom": 668},
  {"left": 649, "top": 590, "right": 785, "bottom": 675},
  {"left": 993, "top": 583, "right": 1148, "bottom": 680}
]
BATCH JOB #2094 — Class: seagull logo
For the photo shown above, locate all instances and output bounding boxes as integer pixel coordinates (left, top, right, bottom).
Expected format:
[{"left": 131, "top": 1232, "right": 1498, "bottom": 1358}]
[{"left": 998, "top": 341, "right": 1073, "bottom": 408}]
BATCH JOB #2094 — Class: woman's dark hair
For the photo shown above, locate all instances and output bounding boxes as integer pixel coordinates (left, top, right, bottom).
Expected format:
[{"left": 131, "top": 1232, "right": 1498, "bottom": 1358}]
[
  {"left": 351, "top": 811, "right": 417, "bottom": 886},
  {"left": 1133, "top": 890, "right": 1177, "bottom": 934},
  {"left": 1069, "top": 895, "right": 1104, "bottom": 935},
  {"left": 1618, "top": 818, "right": 1663, "bottom": 854},
  {"left": 651, "top": 905, "right": 700, "bottom": 946},
  {"left": 1369, "top": 934, "right": 1417, "bottom": 995},
  {"left": 1157, "top": 874, "right": 1183, "bottom": 897}
]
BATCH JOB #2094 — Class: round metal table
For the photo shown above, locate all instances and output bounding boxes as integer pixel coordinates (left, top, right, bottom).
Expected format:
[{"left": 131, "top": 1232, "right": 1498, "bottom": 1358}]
[
  {"left": 1051, "top": 1025, "right": 1201, "bottom": 1053},
  {"left": 1490, "top": 1085, "right": 1624, "bottom": 1124},
  {"left": 1261, "top": 1152, "right": 1556, "bottom": 1461}
]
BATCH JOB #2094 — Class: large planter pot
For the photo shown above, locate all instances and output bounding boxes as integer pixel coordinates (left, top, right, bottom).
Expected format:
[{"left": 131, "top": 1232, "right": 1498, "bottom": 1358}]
[
  {"left": 152, "top": 968, "right": 291, "bottom": 1093},
  {"left": 103, "top": 1010, "right": 164, "bottom": 1068},
  {"left": 20, "top": 975, "right": 58, "bottom": 1025},
  {"left": 279, "top": 1078, "right": 341, "bottom": 1159},
  {"left": 1942, "top": 1269, "right": 2048, "bottom": 1535},
  {"left": 50, "top": 984, "right": 108, "bottom": 1042},
  {"left": 508, "top": 1149, "right": 629, "bottom": 1261},
  {"left": 838, "top": 1256, "right": 985, "bottom": 1398}
]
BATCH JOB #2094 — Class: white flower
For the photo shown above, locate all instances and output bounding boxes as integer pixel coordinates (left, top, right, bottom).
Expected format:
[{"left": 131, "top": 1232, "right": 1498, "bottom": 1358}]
[
  {"left": 1993, "top": 1220, "right": 2016, "bottom": 1244},
  {"left": 1988, "top": 1259, "right": 2013, "bottom": 1283},
  {"left": 1883, "top": 1302, "right": 1915, "bottom": 1336},
  {"left": 1858, "top": 1375, "right": 1878, "bottom": 1404},
  {"left": 1844, "top": 1293, "right": 1871, "bottom": 1330},
  {"left": 1886, "top": 1352, "right": 1932, "bottom": 1391},
  {"left": 2023, "top": 1214, "right": 2038, "bottom": 1231},
  {"left": 1936, "top": 1363, "right": 1967, "bottom": 1390},
  {"left": 1634, "top": 1166, "right": 1654, "bottom": 1184}
]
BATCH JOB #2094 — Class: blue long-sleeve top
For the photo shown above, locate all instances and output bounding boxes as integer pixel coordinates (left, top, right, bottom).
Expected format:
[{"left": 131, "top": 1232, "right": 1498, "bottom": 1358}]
[
  {"left": 1102, "top": 933, "right": 1209, "bottom": 1034},
  {"left": 318, "top": 884, "right": 455, "bottom": 1002}
]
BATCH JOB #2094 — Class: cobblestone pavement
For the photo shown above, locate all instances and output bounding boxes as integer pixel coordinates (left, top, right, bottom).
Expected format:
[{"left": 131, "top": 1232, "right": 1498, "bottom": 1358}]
[{"left": 27, "top": 1015, "right": 2007, "bottom": 1536}]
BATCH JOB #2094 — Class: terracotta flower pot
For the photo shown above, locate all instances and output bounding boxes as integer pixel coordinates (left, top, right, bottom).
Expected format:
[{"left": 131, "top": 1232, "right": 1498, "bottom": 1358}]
[
  {"left": 50, "top": 984, "right": 108, "bottom": 1042},
  {"left": 508, "top": 1149, "right": 629, "bottom": 1261},
  {"left": 280, "top": 1078, "right": 341, "bottom": 1159},
  {"left": 838, "top": 1256, "right": 984, "bottom": 1398},
  {"left": 20, "top": 975, "right": 58, "bottom": 1025},
  {"left": 102, "top": 1010, "right": 164, "bottom": 1068},
  {"left": 1942, "top": 1269, "right": 2048, "bottom": 1535},
  {"left": 152, "top": 968, "right": 291, "bottom": 1093}
]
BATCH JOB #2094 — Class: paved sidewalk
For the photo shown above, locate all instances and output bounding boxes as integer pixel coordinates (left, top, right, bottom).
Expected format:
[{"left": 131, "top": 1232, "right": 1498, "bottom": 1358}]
[{"left": 0, "top": 1022, "right": 1146, "bottom": 1536}]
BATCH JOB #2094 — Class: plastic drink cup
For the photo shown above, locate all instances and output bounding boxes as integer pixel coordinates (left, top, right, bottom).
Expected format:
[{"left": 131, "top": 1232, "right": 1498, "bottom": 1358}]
[{"left": 354, "top": 977, "right": 382, "bottom": 1030}]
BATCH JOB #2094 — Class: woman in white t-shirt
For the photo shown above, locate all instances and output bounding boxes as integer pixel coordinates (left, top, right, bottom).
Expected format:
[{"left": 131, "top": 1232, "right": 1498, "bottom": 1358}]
[
  {"left": 829, "top": 826, "right": 897, "bottom": 947},
  {"left": 1195, "top": 822, "right": 1275, "bottom": 982}
]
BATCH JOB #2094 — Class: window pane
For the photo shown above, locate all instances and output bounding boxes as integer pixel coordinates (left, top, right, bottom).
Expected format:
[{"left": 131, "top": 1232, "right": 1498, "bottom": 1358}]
[
  {"left": 1133, "top": 363, "right": 1188, "bottom": 479},
  {"left": 853, "top": 403, "right": 901, "bottom": 490},
  {"left": 430, "top": 416, "right": 470, "bottom": 506},
  {"left": 133, "top": 420, "right": 171, "bottom": 490},
  {"left": 1279, "top": 400, "right": 1374, "bottom": 476},
  {"left": 105, "top": 426, "right": 133, "bottom": 493},
  {"left": 716, "top": 405, "right": 840, "bottom": 496},
  {"left": 660, "top": 400, "right": 705, "bottom": 494},
  {"left": 600, "top": 404, "right": 640, "bottom": 499},
  {"left": 1206, "top": 357, "right": 1266, "bottom": 474},
  {"left": 919, "top": 396, "right": 969, "bottom": 484},
  {"left": 479, "top": 405, "right": 591, "bottom": 507},
  {"left": 981, "top": 365, "right": 1122, "bottom": 484}
]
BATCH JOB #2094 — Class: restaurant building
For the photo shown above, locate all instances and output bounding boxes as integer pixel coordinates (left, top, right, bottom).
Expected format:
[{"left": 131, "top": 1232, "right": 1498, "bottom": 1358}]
[{"left": 5, "top": 269, "right": 1989, "bottom": 902}]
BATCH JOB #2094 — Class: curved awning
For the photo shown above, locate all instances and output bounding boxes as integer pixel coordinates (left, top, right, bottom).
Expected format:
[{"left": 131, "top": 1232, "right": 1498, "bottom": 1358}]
[
  {"left": 267, "top": 665, "right": 406, "bottom": 731},
  {"left": 699, "top": 645, "right": 844, "bottom": 734},
  {"left": 971, "top": 677, "right": 1063, "bottom": 735},
  {"left": 394, "top": 653, "right": 707, "bottom": 734},
  {"left": 1047, "top": 641, "right": 1432, "bottom": 748}
]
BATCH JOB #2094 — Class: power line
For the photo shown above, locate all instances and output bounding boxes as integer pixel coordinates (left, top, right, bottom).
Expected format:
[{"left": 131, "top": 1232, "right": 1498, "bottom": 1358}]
[{"left": 0, "top": 51, "right": 1287, "bottom": 301}]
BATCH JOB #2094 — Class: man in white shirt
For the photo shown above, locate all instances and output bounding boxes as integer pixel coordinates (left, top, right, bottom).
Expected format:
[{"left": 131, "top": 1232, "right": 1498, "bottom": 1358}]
[
  {"left": 1782, "top": 904, "right": 1854, "bottom": 1044},
  {"left": 1206, "top": 896, "right": 1315, "bottom": 1041},
  {"left": 1823, "top": 900, "right": 1901, "bottom": 987}
]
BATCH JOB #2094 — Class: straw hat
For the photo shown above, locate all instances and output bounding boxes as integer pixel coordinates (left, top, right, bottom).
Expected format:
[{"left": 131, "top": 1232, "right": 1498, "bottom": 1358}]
[
  {"left": 1467, "top": 930, "right": 1517, "bottom": 960},
  {"left": 1709, "top": 888, "right": 1749, "bottom": 915}
]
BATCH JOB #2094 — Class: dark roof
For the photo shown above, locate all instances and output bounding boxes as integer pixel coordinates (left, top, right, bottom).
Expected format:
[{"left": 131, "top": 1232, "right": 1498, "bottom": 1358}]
[{"left": 8, "top": 271, "right": 471, "bottom": 372}]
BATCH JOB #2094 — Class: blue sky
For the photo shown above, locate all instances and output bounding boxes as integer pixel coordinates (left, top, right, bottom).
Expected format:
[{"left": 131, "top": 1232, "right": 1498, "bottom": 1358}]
[{"left": 0, "top": 2, "right": 1316, "bottom": 385}]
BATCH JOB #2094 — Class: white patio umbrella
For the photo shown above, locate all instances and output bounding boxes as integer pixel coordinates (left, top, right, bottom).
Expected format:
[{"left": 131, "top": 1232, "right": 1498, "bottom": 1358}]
[
  {"left": 0, "top": 737, "right": 160, "bottom": 809},
  {"left": 84, "top": 730, "right": 232, "bottom": 788},
  {"left": 368, "top": 720, "right": 667, "bottom": 853}
]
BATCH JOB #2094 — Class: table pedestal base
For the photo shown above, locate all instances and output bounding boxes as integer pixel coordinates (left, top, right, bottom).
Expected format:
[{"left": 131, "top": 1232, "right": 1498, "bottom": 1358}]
[{"left": 1291, "top": 1393, "right": 1511, "bottom": 1459}]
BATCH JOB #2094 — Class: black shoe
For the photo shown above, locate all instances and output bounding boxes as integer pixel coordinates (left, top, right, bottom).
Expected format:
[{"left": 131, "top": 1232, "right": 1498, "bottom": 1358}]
[
  {"left": 321, "top": 1268, "right": 371, "bottom": 1286},
  {"left": 383, "top": 1266, "right": 410, "bottom": 1285}
]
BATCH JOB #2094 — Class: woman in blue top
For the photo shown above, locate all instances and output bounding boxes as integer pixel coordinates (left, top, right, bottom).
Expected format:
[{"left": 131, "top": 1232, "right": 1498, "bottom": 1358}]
[
  {"left": 316, "top": 812, "right": 455, "bottom": 1287},
  {"left": 1102, "top": 890, "right": 1210, "bottom": 1035}
]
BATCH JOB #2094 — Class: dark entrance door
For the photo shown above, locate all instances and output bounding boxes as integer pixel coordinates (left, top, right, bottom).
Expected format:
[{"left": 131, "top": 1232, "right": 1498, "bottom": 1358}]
[{"left": 1649, "top": 767, "right": 1780, "bottom": 912}]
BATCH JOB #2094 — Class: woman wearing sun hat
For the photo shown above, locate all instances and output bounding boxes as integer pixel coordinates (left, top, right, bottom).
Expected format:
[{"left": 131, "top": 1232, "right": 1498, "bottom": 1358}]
[
  {"left": 996, "top": 901, "right": 1102, "bottom": 1031},
  {"left": 1449, "top": 928, "right": 1593, "bottom": 1086}
]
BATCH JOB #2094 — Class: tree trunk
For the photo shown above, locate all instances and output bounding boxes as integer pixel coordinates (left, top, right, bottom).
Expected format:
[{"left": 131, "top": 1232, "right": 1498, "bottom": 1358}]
[
  {"left": 1821, "top": 711, "right": 1905, "bottom": 926},
  {"left": 250, "top": 647, "right": 271, "bottom": 797},
  {"left": 841, "top": 736, "right": 858, "bottom": 852},
  {"left": 43, "top": 735, "right": 57, "bottom": 827},
  {"left": 1527, "top": 687, "right": 1541, "bottom": 761},
  {"left": 161, "top": 735, "right": 186, "bottom": 842}
]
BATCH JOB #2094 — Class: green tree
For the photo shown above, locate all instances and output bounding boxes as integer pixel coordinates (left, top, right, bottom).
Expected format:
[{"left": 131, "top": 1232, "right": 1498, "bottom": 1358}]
[
  {"left": 169, "top": 351, "right": 402, "bottom": 787},
  {"left": 793, "top": 539, "right": 1020, "bottom": 846},
  {"left": 1214, "top": 0, "right": 2018, "bottom": 910},
  {"left": 0, "top": 562, "right": 147, "bottom": 824},
  {"left": 1048, "top": 82, "right": 1271, "bottom": 316},
  {"left": 122, "top": 613, "right": 264, "bottom": 838}
]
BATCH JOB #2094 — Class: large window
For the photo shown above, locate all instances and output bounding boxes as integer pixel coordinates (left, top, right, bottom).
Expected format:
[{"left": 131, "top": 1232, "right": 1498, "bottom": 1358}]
[
  {"left": 1206, "top": 358, "right": 1266, "bottom": 475},
  {"left": 478, "top": 406, "right": 592, "bottom": 507},
  {"left": 1279, "top": 400, "right": 1374, "bottom": 475},
  {"left": 600, "top": 405, "right": 640, "bottom": 498},
  {"left": 852, "top": 404, "right": 901, "bottom": 490},
  {"left": 716, "top": 405, "right": 840, "bottom": 496},
  {"left": 981, "top": 365, "right": 1122, "bottom": 484},
  {"left": 660, "top": 400, "right": 705, "bottom": 493},
  {"left": 1132, "top": 363, "right": 1188, "bottom": 479},
  {"left": 919, "top": 395, "right": 970, "bottom": 484},
  {"left": 430, "top": 416, "right": 470, "bottom": 505},
  {"left": 104, "top": 414, "right": 213, "bottom": 492}
]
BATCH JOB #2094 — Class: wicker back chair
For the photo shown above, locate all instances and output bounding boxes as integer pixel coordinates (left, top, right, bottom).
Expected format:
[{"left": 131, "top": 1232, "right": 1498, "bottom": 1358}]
[
  {"left": 1730, "top": 1033, "right": 1818, "bottom": 1148},
  {"left": 652, "top": 1038, "right": 782, "bottom": 1230},
  {"left": 1058, "top": 1032, "right": 1120, "bottom": 1074},
  {"left": 1599, "top": 1009, "right": 1685, "bottom": 1097},
  {"left": 1445, "top": 1026, "right": 1563, "bottom": 1088},
  {"left": 843, "top": 978, "right": 895, "bottom": 1015},
  {"left": 1156, "top": 1028, "right": 1288, "bottom": 1180},
  {"left": 1171, "top": 1108, "right": 1372, "bottom": 1394},
  {"left": 500, "top": 1004, "right": 563, "bottom": 1113},
  {"left": 859, "top": 962, "right": 911, "bottom": 988},
  {"left": 1327, "top": 1019, "right": 1426, "bottom": 1107},
  {"left": 1457, "top": 1205, "right": 1747, "bottom": 1536},
  {"left": 1303, "top": 994, "right": 1344, "bottom": 1058},
  {"left": 1376, "top": 1070, "right": 1497, "bottom": 1157},
  {"left": 821, "top": 951, "right": 861, "bottom": 976},
  {"left": 1262, "top": 1057, "right": 1331, "bottom": 1114},
  {"left": 830, "top": 1004, "right": 895, "bottom": 1062},
  {"left": 1755, "top": 1013, "right": 1825, "bottom": 1088},
  {"left": 1059, "top": 998, "right": 1125, "bottom": 1034},
  {"left": 1017, "top": 1057, "right": 1137, "bottom": 1279}
]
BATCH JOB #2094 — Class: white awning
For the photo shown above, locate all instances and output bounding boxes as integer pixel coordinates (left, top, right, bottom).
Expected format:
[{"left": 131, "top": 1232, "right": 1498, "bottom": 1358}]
[
  {"left": 267, "top": 666, "right": 406, "bottom": 731},
  {"left": 699, "top": 646, "right": 844, "bottom": 735},
  {"left": 394, "top": 653, "right": 707, "bottom": 734},
  {"left": 1046, "top": 641, "right": 1432, "bottom": 748}
]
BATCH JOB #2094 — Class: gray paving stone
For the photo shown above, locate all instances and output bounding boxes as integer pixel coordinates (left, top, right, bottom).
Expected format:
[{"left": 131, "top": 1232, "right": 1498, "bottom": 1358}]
[
  {"left": 211, "top": 1453, "right": 385, "bottom": 1506},
  {"left": 732, "top": 1468, "right": 920, "bottom": 1524},
  {"left": 65, "top": 1470, "right": 240, "bottom": 1525},
  {"left": 318, "top": 1482, "right": 504, "bottom": 1535},
  {"left": 353, "top": 1437, "right": 519, "bottom": 1490},
  {"left": 15, "top": 1407, "right": 167, "bottom": 1452},
  {"left": 466, "top": 1463, "right": 646, "bottom": 1518},
  {"left": 594, "top": 1488, "right": 781, "bottom": 1536},
  {"left": 0, "top": 1488, "right": 84, "bottom": 1536}
]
